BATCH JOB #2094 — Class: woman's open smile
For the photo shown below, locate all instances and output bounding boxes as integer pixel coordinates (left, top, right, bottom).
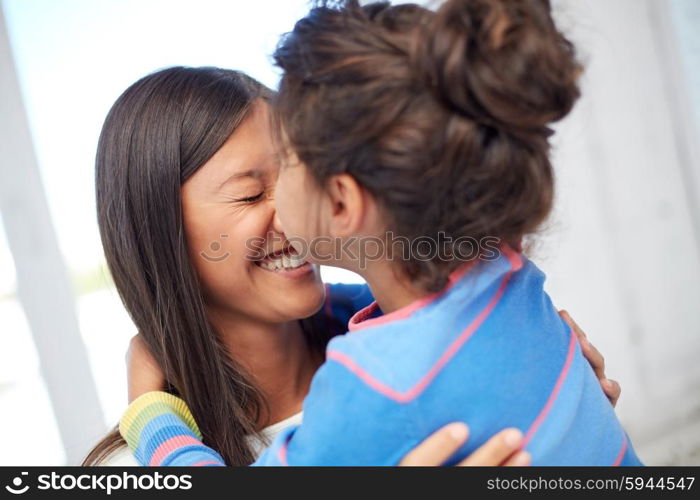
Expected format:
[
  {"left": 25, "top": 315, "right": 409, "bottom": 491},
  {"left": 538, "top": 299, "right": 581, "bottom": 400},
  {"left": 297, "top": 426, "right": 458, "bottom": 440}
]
[{"left": 255, "top": 246, "right": 313, "bottom": 278}]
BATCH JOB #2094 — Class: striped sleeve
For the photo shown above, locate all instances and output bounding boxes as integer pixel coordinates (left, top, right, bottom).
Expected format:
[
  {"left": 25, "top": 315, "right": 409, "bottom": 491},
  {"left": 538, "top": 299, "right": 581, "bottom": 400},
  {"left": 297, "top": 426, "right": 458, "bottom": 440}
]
[{"left": 118, "top": 391, "right": 226, "bottom": 467}]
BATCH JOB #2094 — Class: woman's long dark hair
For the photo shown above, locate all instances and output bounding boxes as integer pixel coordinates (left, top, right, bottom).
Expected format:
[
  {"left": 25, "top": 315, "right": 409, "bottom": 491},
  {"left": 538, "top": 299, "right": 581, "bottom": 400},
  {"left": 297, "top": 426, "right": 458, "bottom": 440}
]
[{"left": 84, "top": 66, "right": 336, "bottom": 466}]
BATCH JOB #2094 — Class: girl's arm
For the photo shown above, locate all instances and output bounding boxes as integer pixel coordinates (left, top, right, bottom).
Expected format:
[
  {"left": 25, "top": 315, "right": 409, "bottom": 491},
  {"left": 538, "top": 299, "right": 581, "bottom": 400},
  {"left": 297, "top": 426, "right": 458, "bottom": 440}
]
[
  {"left": 119, "top": 390, "right": 529, "bottom": 466},
  {"left": 119, "top": 391, "right": 225, "bottom": 467}
]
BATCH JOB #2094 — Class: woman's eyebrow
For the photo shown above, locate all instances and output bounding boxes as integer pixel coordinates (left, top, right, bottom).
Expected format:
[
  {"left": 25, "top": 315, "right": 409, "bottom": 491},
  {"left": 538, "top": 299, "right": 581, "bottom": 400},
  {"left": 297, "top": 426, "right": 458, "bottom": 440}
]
[{"left": 217, "top": 169, "right": 262, "bottom": 190}]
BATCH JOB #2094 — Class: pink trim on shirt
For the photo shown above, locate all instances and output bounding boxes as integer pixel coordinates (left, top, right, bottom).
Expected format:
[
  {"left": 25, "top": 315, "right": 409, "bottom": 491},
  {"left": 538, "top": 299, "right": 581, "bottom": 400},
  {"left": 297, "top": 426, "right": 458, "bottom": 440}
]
[
  {"left": 347, "top": 265, "right": 469, "bottom": 332},
  {"left": 278, "top": 434, "right": 293, "bottom": 466},
  {"left": 192, "top": 460, "right": 225, "bottom": 467},
  {"left": 522, "top": 327, "right": 577, "bottom": 447},
  {"left": 612, "top": 435, "right": 628, "bottom": 466},
  {"left": 150, "top": 435, "right": 203, "bottom": 466},
  {"left": 348, "top": 246, "right": 522, "bottom": 332},
  {"left": 328, "top": 265, "right": 516, "bottom": 403},
  {"left": 347, "top": 301, "right": 381, "bottom": 330}
]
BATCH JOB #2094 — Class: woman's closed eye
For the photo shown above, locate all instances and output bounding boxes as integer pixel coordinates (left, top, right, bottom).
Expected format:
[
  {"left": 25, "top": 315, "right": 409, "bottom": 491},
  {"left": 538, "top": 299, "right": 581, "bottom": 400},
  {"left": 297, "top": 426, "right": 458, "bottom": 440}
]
[{"left": 231, "top": 192, "right": 265, "bottom": 203}]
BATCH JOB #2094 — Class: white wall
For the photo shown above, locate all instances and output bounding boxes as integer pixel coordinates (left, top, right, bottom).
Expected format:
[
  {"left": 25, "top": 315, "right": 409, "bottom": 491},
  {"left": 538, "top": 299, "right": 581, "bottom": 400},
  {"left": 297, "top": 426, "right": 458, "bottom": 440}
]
[
  {"left": 0, "top": 4, "right": 104, "bottom": 464},
  {"left": 540, "top": 0, "right": 700, "bottom": 464}
]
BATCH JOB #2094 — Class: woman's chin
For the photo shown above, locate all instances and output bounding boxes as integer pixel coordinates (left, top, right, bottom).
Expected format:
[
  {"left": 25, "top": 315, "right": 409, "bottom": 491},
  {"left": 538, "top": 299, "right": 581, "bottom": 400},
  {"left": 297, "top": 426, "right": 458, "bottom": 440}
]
[{"left": 252, "top": 262, "right": 326, "bottom": 317}]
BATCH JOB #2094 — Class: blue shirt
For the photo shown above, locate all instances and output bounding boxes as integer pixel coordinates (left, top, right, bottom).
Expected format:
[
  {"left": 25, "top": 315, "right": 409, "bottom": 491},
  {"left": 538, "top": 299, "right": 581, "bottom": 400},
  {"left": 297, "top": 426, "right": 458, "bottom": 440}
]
[{"left": 255, "top": 250, "right": 641, "bottom": 465}]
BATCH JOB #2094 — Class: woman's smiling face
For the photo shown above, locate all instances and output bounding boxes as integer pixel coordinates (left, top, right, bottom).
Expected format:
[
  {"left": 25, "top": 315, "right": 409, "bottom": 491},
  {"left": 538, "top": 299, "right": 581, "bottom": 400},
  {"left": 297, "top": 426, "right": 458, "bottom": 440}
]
[{"left": 181, "top": 100, "right": 325, "bottom": 324}]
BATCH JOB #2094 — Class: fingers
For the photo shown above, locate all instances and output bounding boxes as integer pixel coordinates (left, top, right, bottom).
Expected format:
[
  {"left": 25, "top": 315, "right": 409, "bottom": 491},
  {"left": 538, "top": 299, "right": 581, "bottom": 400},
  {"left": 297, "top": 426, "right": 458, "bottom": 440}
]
[
  {"left": 399, "top": 423, "right": 469, "bottom": 466},
  {"left": 560, "top": 309, "right": 589, "bottom": 347},
  {"left": 399, "top": 425, "right": 530, "bottom": 466},
  {"left": 559, "top": 310, "right": 581, "bottom": 336},
  {"left": 559, "top": 310, "right": 606, "bottom": 380},
  {"left": 601, "top": 378, "right": 621, "bottom": 407},
  {"left": 457, "top": 428, "right": 525, "bottom": 466},
  {"left": 582, "top": 340, "right": 606, "bottom": 381},
  {"left": 559, "top": 310, "right": 621, "bottom": 407},
  {"left": 503, "top": 450, "right": 532, "bottom": 466}
]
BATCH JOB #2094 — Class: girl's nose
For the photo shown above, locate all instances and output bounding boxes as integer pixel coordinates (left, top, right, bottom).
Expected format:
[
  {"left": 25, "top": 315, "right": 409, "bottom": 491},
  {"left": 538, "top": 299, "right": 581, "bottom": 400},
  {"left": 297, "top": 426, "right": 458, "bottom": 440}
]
[{"left": 272, "top": 210, "right": 285, "bottom": 235}]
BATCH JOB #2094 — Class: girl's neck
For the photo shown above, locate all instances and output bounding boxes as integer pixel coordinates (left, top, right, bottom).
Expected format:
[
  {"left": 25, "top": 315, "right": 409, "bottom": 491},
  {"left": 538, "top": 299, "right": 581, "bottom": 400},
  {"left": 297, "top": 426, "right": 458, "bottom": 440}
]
[
  {"left": 206, "top": 306, "right": 322, "bottom": 429},
  {"left": 360, "top": 260, "right": 428, "bottom": 314}
]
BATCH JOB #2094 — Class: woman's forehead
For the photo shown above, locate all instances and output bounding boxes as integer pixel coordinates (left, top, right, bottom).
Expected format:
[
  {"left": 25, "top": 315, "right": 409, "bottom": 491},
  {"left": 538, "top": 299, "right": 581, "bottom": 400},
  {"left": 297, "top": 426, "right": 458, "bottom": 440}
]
[{"left": 186, "top": 105, "right": 278, "bottom": 190}]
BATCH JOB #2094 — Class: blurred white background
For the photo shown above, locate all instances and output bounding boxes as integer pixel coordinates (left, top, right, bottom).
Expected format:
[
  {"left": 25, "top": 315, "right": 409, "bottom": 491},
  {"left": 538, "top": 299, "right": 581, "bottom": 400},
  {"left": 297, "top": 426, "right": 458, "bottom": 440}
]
[{"left": 0, "top": 0, "right": 698, "bottom": 465}]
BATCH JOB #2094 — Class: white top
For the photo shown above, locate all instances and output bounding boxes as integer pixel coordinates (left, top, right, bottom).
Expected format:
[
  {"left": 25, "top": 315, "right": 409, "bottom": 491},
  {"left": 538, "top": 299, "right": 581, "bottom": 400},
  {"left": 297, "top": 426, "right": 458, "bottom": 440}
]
[
  {"left": 246, "top": 411, "right": 304, "bottom": 459},
  {"left": 100, "top": 411, "right": 304, "bottom": 466}
]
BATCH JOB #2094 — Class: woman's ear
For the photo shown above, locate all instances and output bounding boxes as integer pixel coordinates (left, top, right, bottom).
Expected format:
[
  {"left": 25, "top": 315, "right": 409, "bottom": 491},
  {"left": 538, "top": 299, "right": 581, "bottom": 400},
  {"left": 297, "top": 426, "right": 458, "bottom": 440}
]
[{"left": 326, "top": 173, "right": 366, "bottom": 238}]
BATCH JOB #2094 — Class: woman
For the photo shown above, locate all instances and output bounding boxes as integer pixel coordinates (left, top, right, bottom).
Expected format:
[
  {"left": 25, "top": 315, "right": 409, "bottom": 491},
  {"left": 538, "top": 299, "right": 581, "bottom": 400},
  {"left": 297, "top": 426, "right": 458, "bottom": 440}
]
[{"left": 85, "top": 66, "right": 620, "bottom": 466}]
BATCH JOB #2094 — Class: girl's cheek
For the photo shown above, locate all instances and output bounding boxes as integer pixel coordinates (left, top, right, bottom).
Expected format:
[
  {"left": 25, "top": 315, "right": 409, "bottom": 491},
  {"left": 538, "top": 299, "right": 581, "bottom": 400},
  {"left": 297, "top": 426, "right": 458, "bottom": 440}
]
[{"left": 275, "top": 189, "right": 295, "bottom": 226}]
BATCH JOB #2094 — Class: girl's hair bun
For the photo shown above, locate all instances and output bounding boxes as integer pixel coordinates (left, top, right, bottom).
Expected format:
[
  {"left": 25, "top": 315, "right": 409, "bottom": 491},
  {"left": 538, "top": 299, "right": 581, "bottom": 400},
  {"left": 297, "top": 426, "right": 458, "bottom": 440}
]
[{"left": 418, "top": 0, "right": 581, "bottom": 132}]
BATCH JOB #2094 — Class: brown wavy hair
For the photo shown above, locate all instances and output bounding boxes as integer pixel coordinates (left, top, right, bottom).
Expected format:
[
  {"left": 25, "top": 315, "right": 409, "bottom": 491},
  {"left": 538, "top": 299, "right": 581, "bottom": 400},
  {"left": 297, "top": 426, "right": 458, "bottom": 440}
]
[{"left": 274, "top": 0, "right": 581, "bottom": 291}]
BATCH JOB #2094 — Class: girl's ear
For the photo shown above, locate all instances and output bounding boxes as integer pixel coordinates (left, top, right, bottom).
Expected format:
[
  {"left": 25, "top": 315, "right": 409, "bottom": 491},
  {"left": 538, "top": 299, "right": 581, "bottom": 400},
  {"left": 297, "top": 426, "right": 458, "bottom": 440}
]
[{"left": 326, "top": 173, "right": 366, "bottom": 238}]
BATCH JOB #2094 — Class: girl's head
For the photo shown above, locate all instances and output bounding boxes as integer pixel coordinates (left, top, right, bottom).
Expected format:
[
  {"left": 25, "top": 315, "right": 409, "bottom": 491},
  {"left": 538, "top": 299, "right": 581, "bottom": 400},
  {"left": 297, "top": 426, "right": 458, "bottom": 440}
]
[
  {"left": 88, "top": 67, "right": 328, "bottom": 465},
  {"left": 273, "top": 0, "right": 581, "bottom": 291}
]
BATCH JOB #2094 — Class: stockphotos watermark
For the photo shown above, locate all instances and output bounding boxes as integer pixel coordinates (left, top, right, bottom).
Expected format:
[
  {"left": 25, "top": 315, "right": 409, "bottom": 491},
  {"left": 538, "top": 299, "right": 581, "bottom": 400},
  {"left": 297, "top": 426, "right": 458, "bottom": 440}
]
[
  {"left": 3, "top": 470, "right": 192, "bottom": 496},
  {"left": 201, "top": 232, "right": 503, "bottom": 268}
]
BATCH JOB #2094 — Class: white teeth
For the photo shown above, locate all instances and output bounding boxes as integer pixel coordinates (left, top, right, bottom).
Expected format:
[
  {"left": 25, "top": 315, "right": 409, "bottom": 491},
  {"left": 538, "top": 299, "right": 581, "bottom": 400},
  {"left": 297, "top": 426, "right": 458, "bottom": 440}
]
[
  {"left": 259, "top": 252, "right": 307, "bottom": 271},
  {"left": 289, "top": 254, "right": 305, "bottom": 267}
]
